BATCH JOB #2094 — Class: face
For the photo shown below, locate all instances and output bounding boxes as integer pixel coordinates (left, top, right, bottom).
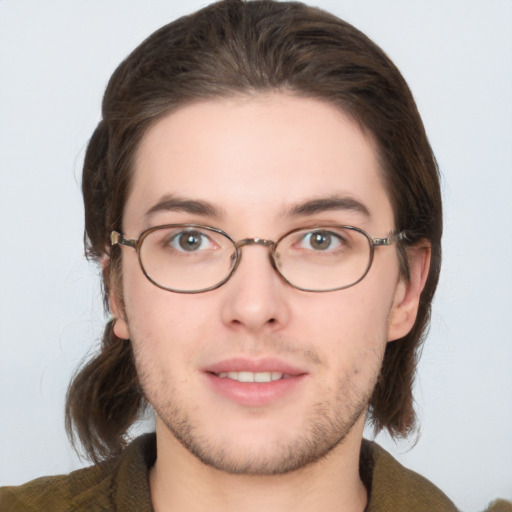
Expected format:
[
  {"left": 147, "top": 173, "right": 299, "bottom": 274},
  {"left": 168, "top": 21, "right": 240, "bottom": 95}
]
[{"left": 113, "top": 93, "right": 416, "bottom": 475}]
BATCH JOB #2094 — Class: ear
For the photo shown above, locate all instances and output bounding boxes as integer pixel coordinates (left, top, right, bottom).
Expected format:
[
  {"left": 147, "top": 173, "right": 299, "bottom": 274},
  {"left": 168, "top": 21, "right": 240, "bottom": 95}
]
[
  {"left": 103, "top": 255, "right": 131, "bottom": 340},
  {"left": 387, "top": 242, "right": 431, "bottom": 342},
  {"left": 111, "top": 294, "right": 131, "bottom": 340}
]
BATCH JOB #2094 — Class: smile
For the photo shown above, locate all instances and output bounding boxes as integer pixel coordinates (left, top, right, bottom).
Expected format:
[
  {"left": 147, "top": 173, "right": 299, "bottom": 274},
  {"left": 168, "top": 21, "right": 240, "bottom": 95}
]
[{"left": 216, "top": 371, "right": 287, "bottom": 383}]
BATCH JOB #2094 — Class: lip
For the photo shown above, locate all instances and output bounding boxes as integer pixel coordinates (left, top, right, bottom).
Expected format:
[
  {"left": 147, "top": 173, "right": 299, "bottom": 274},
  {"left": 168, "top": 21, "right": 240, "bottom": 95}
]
[
  {"left": 202, "top": 357, "right": 308, "bottom": 407},
  {"left": 204, "top": 357, "right": 307, "bottom": 375}
]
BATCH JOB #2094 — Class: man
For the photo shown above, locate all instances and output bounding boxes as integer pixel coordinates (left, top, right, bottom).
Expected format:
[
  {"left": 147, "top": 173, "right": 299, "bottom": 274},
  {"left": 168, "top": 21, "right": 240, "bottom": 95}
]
[{"left": 0, "top": 1, "right": 510, "bottom": 511}]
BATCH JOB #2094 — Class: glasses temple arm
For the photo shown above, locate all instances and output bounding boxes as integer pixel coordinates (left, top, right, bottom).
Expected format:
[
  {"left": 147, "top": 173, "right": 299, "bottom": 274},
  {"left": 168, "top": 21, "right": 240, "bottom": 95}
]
[
  {"left": 111, "top": 231, "right": 137, "bottom": 249},
  {"left": 372, "top": 231, "right": 409, "bottom": 247}
]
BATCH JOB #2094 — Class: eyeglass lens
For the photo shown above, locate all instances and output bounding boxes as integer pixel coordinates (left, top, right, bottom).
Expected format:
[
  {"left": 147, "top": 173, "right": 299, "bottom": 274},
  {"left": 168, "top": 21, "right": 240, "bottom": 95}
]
[{"left": 137, "top": 225, "right": 372, "bottom": 293}]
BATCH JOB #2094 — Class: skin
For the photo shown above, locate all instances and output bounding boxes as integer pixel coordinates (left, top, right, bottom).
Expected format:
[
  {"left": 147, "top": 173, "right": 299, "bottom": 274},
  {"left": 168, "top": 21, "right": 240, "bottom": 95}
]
[{"left": 112, "top": 93, "right": 430, "bottom": 512}]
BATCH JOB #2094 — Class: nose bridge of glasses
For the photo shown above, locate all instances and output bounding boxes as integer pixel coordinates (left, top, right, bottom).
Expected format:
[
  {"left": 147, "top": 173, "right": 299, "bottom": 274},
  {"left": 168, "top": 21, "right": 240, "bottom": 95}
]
[
  {"left": 233, "top": 238, "right": 278, "bottom": 272},
  {"left": 235, "top": 238, "right": 275, "bottom": 249}
]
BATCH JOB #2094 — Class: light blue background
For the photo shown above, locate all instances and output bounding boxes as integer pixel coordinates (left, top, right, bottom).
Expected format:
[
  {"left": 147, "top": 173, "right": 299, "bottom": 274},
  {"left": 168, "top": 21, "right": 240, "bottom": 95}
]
[{"left": 0, "top": 1, "right": 511, "bottom": 510}]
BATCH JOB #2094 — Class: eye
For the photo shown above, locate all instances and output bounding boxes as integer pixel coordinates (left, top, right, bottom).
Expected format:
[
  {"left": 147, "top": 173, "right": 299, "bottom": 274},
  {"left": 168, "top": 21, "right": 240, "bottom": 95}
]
[
  {"left": 300, "top": 230, "right": 343, "bottom": 251},
  {"left": 169, "top": 230, "right": 213, "bottom": 252}
]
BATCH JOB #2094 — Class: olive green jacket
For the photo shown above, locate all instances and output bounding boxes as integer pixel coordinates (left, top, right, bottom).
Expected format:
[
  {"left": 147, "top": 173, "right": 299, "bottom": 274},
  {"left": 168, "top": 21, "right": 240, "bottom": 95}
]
[{"left": 0, "top": 434, "right": 508, "bottom": 511}]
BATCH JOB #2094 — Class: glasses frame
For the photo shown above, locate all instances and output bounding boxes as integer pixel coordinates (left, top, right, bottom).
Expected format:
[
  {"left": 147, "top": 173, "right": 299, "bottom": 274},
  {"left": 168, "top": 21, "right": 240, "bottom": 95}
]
[{"left": 111, "top": 223, "right": 408, "bottom": 294}]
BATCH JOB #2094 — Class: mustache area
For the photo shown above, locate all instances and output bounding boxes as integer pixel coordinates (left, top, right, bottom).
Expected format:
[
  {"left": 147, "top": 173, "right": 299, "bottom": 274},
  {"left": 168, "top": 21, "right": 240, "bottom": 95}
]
[{"left": 198, "top": 332, "right": 325, "bottom": 368}]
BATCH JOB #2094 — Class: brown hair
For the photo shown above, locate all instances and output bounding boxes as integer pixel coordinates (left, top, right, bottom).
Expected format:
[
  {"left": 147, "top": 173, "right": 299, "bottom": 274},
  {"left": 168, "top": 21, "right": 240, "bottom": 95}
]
[{"left": 66, "top": 0, "right": 442, "bottom": 462}]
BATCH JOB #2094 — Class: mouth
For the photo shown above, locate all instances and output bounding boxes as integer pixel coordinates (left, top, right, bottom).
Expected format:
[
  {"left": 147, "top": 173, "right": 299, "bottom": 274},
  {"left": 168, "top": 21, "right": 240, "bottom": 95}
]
[
  {"left": 204, "top": 357, "right": 306, "bottom": 380},
  {"left": 214, "top": 371, "right": 291, "bottom": 383},
  {"left": 203, "top": 358, "right": 307, "bottom": 406}
]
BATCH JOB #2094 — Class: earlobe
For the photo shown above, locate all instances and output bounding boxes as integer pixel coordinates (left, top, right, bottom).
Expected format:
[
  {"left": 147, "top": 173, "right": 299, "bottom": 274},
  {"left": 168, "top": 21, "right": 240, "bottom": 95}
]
[
  {"left": 387, "top": 242, "right": 431, "bottom": 342},
  {"left": 103, "top": 254, "right": 131, "bottom": 340},
  {"left": 113, "top": 316, "right": 130, "bottom": 340},
  {"left": 110, "top": 290, "right": 131, "bottom": 340}
]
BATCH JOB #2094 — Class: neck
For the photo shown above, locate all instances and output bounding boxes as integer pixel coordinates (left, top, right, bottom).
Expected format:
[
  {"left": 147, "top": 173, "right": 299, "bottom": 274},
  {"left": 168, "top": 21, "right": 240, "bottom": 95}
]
[{"left": 149, "top": 418, "right": 368, "bottom": 512}]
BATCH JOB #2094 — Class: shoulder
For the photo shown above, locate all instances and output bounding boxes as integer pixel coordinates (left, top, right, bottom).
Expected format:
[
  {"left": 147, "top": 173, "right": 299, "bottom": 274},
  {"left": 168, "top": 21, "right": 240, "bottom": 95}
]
[
  {"left": 362, "top": 440, "right": 458, "bottom": 512},
  {"left": 363, "top": 441, "right": 512, "bottom": 512},
  {"left": 485, "top": 500, "right": 512, "bottom": 512},
  {"left": 0, "top": 434, "right": 156, "bottom": 512},
  {"left": 0, "top": 463, "right": 116, "bottom": 512}
]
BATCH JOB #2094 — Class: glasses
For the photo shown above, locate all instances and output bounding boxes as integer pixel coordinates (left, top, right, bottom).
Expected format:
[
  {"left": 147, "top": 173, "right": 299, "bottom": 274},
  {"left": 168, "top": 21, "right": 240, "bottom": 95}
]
[{"left": 111, "top": 224, "right": 407, "bottom": 294}]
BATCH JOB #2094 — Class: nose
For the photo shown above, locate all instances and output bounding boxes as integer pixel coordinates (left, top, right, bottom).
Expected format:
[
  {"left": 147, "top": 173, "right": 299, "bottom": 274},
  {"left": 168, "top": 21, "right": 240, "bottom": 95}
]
[{"left": 220, "top": 243, "right": 291, "bottom": 333}]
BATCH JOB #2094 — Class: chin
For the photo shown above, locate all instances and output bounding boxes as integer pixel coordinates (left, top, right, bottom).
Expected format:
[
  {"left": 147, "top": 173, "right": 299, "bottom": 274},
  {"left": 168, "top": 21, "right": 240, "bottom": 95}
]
[{"left": 157, "top": 398, "right": 366, "bottom": 476}]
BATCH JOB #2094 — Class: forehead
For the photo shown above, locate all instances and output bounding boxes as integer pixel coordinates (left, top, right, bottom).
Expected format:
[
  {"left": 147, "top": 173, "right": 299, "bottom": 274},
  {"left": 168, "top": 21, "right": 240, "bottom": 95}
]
[{"left": 125, "top": 93, "right": 393, "bottom": 233}]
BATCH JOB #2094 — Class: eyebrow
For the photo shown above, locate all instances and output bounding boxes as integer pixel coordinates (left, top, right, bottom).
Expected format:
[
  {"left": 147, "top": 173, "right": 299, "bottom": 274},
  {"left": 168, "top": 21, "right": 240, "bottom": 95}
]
[
  {"left": 145, "top": 195, "right": 225, "bottom": 219},
  {"left": 285, "top": 195, "right": 371, "bottom": 218},
  {"left": 145, "top": 194, "right": 370, "bottom": 221}
]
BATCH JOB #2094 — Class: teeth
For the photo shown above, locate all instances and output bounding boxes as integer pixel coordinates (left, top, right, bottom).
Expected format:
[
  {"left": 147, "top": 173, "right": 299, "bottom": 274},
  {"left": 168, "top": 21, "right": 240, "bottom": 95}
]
[
  {"left": 217, "top": 371, "right": 284, "bottom": 383},
  {"left": 238, "top": 371, "right": 254, "bottom": 383}
]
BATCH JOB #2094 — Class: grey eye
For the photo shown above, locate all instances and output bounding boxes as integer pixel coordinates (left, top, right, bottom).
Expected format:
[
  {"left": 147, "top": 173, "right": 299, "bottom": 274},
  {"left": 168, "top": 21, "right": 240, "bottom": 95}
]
[
  {"left": 172, "top": 230, "right": 210, "bottom": 252},
  {"left": 301, "top": 230, "right": 342, "bottom": 251}
]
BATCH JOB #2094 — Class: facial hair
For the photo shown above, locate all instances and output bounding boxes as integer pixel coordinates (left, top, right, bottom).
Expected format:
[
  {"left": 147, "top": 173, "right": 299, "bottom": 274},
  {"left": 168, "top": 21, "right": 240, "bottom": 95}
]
[{"left": 133, "top": 332, "right": 384, "bottom": 476}]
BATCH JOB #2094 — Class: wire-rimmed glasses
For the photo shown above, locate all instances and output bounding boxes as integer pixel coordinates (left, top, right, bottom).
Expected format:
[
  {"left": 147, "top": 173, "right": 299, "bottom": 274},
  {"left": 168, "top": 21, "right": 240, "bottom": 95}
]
[{"left": 111, "top": 224, "right": 407, "bottom": 293}]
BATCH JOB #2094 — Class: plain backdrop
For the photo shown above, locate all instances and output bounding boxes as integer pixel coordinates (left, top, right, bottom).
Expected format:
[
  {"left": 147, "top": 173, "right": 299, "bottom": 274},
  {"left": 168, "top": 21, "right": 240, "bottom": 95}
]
[{"left": 0, "top": 1, "right": 511, "bottom": 510}]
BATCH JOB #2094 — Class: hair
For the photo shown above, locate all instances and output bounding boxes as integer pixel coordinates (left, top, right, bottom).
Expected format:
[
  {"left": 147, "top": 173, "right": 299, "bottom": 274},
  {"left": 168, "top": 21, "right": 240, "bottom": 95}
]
[{"left": 66, "top": 0, "right": 442, "bottom": 462}]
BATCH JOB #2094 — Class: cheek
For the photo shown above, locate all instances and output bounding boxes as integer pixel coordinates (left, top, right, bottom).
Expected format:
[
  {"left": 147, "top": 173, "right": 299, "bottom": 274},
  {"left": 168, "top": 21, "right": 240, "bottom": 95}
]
[
  {"left": 121, "top": 260, "right": 193, "bottom": 352},
  {"left": 296, "top": 284, "right": 394, "bottom": 366},
  {"left": 307, "top": 290, "right": 391, "bottom": 337},
  {"left": 121, "top": 262, "right": 224, "bottom": 371}
]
